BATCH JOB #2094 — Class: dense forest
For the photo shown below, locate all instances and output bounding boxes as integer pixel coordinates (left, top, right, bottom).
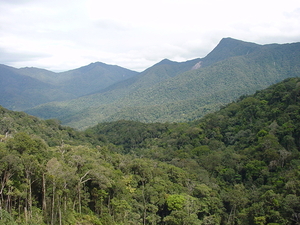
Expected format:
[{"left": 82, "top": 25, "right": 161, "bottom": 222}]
[
  {"left": 25, "top": 38, "right": 300, "bottom": 130},
  {"left": 0, "top": 77, "right": 300, "bottom": 224},
  {"left": 0, "top": 62, "right": 138, "bottom": 111}
]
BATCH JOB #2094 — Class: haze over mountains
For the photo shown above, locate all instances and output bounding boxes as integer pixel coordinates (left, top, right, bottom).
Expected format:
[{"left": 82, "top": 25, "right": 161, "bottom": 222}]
[
  {"left": 1, "top": 37, "right": 300, "bottom": 129},
  {"left": 0, "top": 62, "right": 138, "bottom": 110}
]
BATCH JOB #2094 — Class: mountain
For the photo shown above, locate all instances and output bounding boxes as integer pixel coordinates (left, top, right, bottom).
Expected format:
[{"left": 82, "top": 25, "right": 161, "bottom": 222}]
[
  {"left": 0, "top": 62, "right": 138, "bottom": 110},
  {"left": 0, "top": 64, "right": 74, "bottom": 110},
  {"left": 55, "top": 62, "right": 138, "bottom": 97},
  {"left": 201, "top": 37, "right": 261, "bottom": 66},
  {"left": 84, "top": 76, "right": 300, "bottom": 156},
  {"left": 25, "top": 38, "right": 300, "bottom": 130},
  {"left": 17, "top": 66, "right": 59, "bottom": 84},
  {"left": 1, "top": 77, "right": 300, "bottom": 224},
  {"left": 24, "top": 58, "right": 205, "bottom": 127}
]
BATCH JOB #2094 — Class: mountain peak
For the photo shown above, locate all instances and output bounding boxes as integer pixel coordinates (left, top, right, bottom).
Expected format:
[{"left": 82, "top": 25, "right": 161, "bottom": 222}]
[
  {"left": 156, "top": 59, "right": 177, "bottom": 65},
  {"left": 218, "top": 37, "right": 260, "bottom": 48},
  {"left": 75, "top": 61, "right": 122, "bottom": 73},
  {"left": 202, "top": 37, "right": 261, "bottom": 66},
  {"left": 81, "top": 61, "right": 109, "bottom": 70},
  {"left": 89, "top": 61, "right": 109, "bottom": 67},
  {"left": 219, "top": 37, "right": 241, "bottom": 43}
]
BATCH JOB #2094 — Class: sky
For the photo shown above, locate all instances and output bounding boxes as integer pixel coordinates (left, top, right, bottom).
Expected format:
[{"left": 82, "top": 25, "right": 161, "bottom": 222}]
[{"left": 1, "top": 0, "right": 300, "bottom": 72}]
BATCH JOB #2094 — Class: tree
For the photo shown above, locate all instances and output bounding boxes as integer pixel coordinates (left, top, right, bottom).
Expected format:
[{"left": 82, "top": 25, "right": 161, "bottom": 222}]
[{"left": 166, "top": 194, "right": 186, "bottom": 211}]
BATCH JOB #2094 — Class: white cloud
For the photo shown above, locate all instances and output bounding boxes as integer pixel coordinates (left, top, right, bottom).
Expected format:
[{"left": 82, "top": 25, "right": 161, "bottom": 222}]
[{"left": 0, "top": 0, "right": 300, "bottom": 72}]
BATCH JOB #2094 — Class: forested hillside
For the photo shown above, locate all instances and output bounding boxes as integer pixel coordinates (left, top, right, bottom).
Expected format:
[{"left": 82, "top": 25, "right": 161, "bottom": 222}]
[
  {"left": 0, "top": 64, "right": 73, "bottom": 111},
  {"left": 0, "top": 77, "right": 300, "bottom": 224},
  {"left": 26, "top": 38, "right": 300, "bottom": 130},
  {"left": 0, "top": 62, "right": 138, "bottom": 111}
]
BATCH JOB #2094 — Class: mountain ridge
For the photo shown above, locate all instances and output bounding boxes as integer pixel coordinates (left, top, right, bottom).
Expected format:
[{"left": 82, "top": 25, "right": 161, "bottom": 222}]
[
  {"left": 1, "top": 37, "right": 300, "bottom": 129},
  {"left": 1, "top": 77, "right": 300, "bottom": 224},
  {"left": 0, "top": 64, "right": 74, "bottom": 110},
  {"left": 0, "top": 62, "right": 139, "bottom": 110},
  {"left": 24, "top": 38, "right": 300, "bottom": 129}
]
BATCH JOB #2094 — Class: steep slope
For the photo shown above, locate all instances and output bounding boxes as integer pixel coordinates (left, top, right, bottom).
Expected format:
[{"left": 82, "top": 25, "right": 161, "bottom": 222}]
[
  {"left": 18, "top": 62, "right": 139, "bottom": 97},
  {"left": 114, "top": 41, "right": 300, "bottom": 117},
  {"left": 94, "top": 38, "right": 260, "bottom": 95},
  {"left": 26, "top": 38, "right": 300, "bottom": 129},
  {"left": 85, "top": 77, "right": 300, "bottom": 154},
  {"left": 57, "top": 62, "right": 138, "bottom": 97},
  {"left": 201, "top": 37, "right": 261, "bottom": 67},
  {"left": 0, "top": 62, "right": 138, "bottom": 110},
  {"left": 1, "top": 78, "right": 300, "bottom": 224},
  {"left": 24, "top": 58, "right": 203, "bottom": 122},
  {"left": 17, "top": 66, "right": 60, "bottom": 85},
  {"left": 0, "top": 64, "right": 74, "bottom": 110},
  {"left": 94, "top": 58, "right": 201, "bottom": 96},
  {"left": 84, "top": 78, "right": 300, "bottom": 224},
  {"left": 0, "top": 105, "right": 85, "bottom": 146}
]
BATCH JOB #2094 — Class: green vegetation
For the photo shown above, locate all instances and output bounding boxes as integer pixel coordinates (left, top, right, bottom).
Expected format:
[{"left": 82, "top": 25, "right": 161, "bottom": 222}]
[
  {"left": 26, "top": 38, "right": 300, "bottom": 130},
  {"left": 0, "top": 64, "right": 70, "bottom": 111},
  {"left": 0, "top": 62, "right": 138, "bottom": 111},
  {"left": 0, "top": 77, "right": 300, "bottom": 224}
]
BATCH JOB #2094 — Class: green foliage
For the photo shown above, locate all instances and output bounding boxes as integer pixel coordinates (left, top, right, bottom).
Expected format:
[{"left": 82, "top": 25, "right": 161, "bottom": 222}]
[
  {"left": 6, "top": 132, "right": 46, "bottom": 154},
  {"left": 0, "top": 63, "right": 138, "bottom": 111},
  {"left": 0, "top": 209, "right": 17, "bottom": 225},
  {"left": 166, "top": 194, "right": 186, "bottom": 211},
  {"left": 0, "top": 106, "right": 87, "bottom": 147},
  {"left": 26, "top": 39, "right": 300, "bottom": 130},
  {"left": 0, "top": 77, "right": 300, "bottom": 224}
]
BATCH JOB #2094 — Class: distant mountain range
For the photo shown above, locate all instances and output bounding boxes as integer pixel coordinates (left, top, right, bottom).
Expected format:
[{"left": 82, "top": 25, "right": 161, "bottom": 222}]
[
  {"left": 1, "top": 37, "right": 300, "bottom": 129},
  {"left": 0, "top": 62, "right": 138, "bottom": 110}
]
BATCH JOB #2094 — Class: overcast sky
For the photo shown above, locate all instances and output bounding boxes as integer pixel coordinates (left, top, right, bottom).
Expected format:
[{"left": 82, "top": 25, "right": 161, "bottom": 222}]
[{"left": 1, "top": 0, "right": 300, "bottom": 72}]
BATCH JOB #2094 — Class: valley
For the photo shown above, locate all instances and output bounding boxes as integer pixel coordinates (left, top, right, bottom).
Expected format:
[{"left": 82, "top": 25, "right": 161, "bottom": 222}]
[{"left": 0, "top": 77, "right": 299, "bottom": 224}]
